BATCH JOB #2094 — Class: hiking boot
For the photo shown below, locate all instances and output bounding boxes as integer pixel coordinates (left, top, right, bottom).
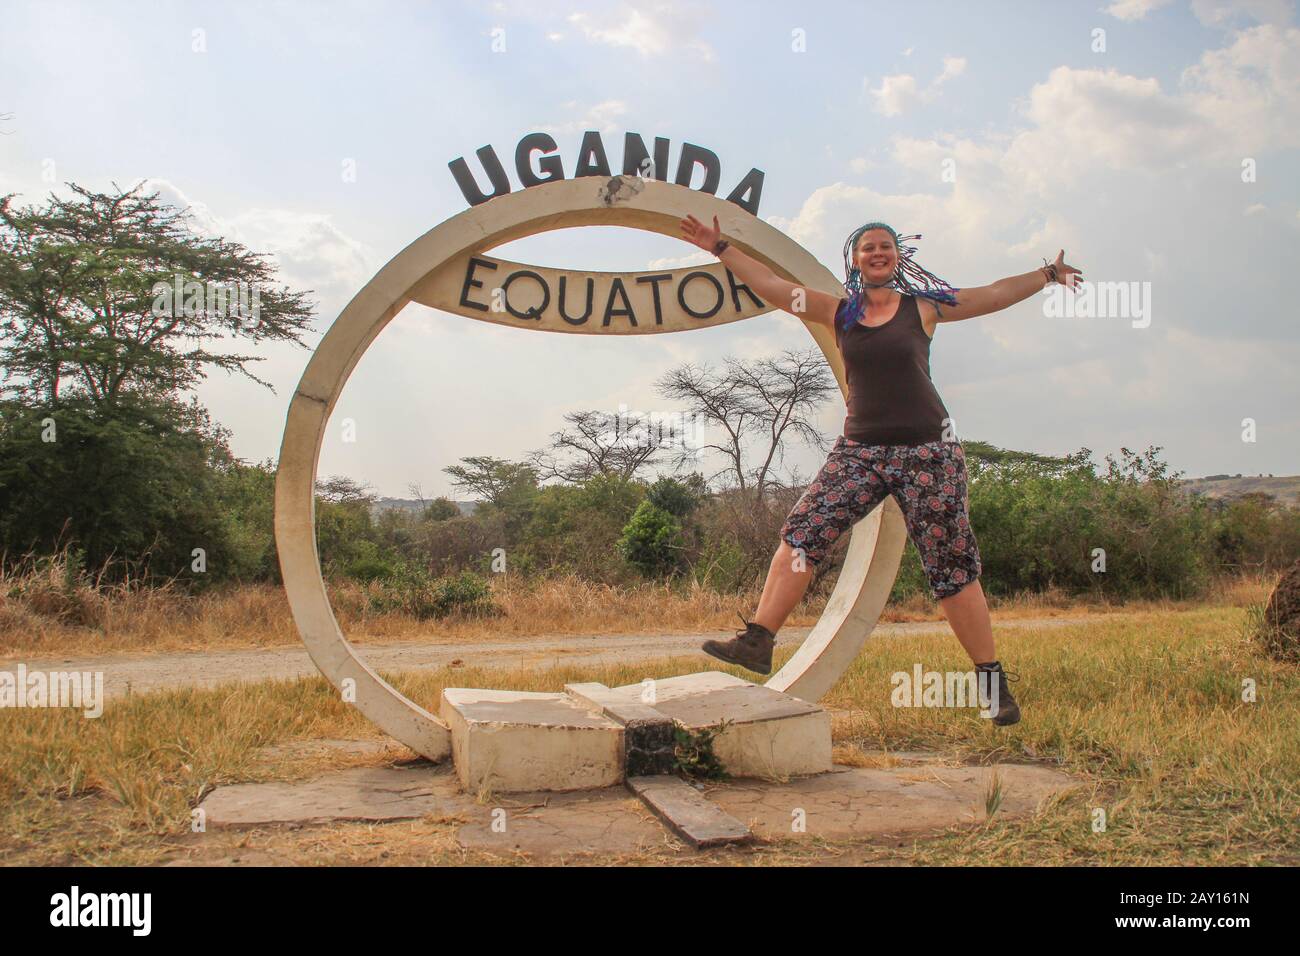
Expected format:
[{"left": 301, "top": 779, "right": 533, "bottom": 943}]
[
  {"left": 975, "top": 661, "right": 1021, "bottom": 726},
  {"left": 702, "top": 613, "right": 776, "bottom": 675}
]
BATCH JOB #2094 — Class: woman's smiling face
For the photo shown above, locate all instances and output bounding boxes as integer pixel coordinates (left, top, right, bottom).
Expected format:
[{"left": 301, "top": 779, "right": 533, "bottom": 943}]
[{"left": 855, "top": 229, "right": 898, "bottom": 285}]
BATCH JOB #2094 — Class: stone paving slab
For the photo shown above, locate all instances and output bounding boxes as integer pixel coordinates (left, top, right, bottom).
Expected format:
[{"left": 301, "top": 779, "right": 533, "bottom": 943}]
[
  {"left": 627, "top": 775, "right": 752, "bottom": 849},
  {"left": 199, "top": 764, "right": 473, "bottom": 827},
  {"left": 704, "top": 764, "right": 1079, "bottom": 840},
  {"left": 454, "top": 787, "right": 673, "bottom": 857}
]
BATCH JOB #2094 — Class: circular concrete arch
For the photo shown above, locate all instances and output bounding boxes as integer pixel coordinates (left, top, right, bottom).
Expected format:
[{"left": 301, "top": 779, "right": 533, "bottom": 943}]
[{"left": 274, "top": 174, "right": 908, "bottom": 761}]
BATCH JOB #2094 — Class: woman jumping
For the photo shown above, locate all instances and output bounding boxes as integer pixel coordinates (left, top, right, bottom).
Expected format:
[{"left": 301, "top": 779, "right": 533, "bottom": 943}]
[{"left": 677, "top": 214, "right": 1081, "bottom": 726}]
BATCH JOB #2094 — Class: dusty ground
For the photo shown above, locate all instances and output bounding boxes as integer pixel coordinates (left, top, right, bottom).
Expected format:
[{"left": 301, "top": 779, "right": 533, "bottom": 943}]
[
  {"left": 174, "top": 739, "right": 1083, "bottom": 864},
  {"left": 1, "top": 614, "right": 1111, "bottom": 699}
]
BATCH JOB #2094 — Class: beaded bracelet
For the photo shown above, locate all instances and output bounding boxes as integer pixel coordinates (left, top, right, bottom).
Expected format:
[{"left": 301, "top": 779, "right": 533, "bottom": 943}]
[{"left": 713, "top": 239, "right": 730, "bottom": 256}]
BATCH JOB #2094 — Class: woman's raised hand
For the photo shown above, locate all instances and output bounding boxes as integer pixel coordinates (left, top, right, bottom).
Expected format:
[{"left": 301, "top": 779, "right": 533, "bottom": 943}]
[
  {"left": 1052, "top": 249, "right": 1084, "bottom": 288},
  {"left": 679, "top": 213, "right": 721, "bottom": 252}
]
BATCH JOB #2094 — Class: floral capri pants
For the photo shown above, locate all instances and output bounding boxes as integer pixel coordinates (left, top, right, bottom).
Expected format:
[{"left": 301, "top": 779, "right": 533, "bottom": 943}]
[{"left": 779, "top": 436, "right": 982, "bottom": 600}]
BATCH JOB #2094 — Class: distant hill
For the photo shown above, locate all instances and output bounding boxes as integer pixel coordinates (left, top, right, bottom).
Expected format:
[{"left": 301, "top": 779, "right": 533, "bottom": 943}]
[
  {"left": 1179, "top": 475, "right": 1300, "bottom": 508},
  {"left": 371, "top": 497, "right": 479, "bottom": 517}
]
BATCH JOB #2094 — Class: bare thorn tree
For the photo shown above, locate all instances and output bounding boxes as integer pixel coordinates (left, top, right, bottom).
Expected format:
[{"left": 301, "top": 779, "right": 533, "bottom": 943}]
[
  {"left": 732, "top": 348, "right": 839, "bottom": 499},
  {"left": 527, "top": 408, "right": 673, "bottom": 484},
  {"left": 656, "top": 347, "right": 836, "bottom": 502},
  {"left": 654, "top": 361, "right": 761, "bottom": 494}
]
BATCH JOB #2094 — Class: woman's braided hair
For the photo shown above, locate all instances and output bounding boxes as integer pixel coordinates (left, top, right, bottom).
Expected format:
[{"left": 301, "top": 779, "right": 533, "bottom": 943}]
[{"left": 838, "top": 221, "right": 960, "bottom": 335}]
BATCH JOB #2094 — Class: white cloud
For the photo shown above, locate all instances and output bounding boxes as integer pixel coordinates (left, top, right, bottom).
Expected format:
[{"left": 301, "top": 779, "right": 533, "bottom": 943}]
[
  {"left": 139, "top": 178, "right": 372, "bottom": 326},
  {"left": 1189, "top": 0, "right": 1295, "bottom": 26},
  {"left": 867, "top": 73, "right": 921, "bottom": 116},
  {"left": 1105, "top": 0, "right": 1293, "bottom": 24},
  {"left": 1180, "top": 24, "right": 1300, "bottom": 152},
  {"left": 866, "top": 55, "right": 969, "bottom": 116},
  {"left": 933, "top": 56, "right": 968, "bottom": 89},
  {"left": 988, "top": 24, "right": 1299, "bottom": 194},
  {"left": 135, "top": 177, "right": 226, "bottom": 238},
  {"left": 566, "top": 2, "right": 715, "bottom": 60},
  {"left": 1104, "top": 0, "right": 1177, "bottom": 21}
]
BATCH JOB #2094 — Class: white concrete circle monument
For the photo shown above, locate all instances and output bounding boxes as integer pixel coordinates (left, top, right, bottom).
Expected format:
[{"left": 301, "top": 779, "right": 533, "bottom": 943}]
[{"left": 274, "top": 132, "right": 909, "bottom": 762}]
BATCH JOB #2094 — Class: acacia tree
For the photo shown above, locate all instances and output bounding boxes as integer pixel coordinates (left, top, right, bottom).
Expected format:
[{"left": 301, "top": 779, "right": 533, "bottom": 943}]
[
  {"left": 655, "top": 347, "right": 837, "bottom": 502},
  {"left": 0, "top": 181, "right": 315, "bottom": 579},
  {"left": 442, "top": 456, "right": 539, "bottom": 509},
  {"left": 527, "top": 408, "right": 677, "bottom": 484},
  {"left": 0, "top": 181, "right": 314, "bottom": 407}
]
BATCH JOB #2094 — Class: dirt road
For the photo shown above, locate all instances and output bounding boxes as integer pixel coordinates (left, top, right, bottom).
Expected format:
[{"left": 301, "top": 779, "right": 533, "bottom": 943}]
[{"left": 0, "top": 615, "right": 1108, "bottom": 699}]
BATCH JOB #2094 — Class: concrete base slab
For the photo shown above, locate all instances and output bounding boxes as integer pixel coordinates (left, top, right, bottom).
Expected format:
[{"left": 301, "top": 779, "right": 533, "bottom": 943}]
[
  {"left": 192, "top": 739, "right": 1085, "bottom": 859},
  {"left": 455, "top": 787, "right": 673, "bottom": 858},
  {"left": 565, "top": 681, "right": 677, "bottom": 776},
  {"left": 440, "top": 673, "right": 833, "bottom": 792},
  {"left": 441, "top": 688, "right": 624, "bottom": 794},
  {"left": 627, "top": 775, "right": 752, "bottom": 849},
  {"left": 705, "top": 763, "right": 1081, "bottom": 840},
  {"left": 198, "top": 764, "right": 472, "bottom": 827},
  {"left": 610, "top": 672, "right": 832, "bottom": 780}
]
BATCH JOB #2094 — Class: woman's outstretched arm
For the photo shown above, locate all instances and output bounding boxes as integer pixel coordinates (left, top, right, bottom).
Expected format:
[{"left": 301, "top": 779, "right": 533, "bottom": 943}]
[
  {"left": 679, "top": 213, "right": 840, "bottom": 328},
  {"left": 930, "top": 250, "right": 1083, "bottom": 323}
]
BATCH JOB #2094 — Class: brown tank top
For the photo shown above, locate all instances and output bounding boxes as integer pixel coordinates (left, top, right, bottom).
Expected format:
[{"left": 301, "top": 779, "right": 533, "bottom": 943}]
[{"left": 834, "top": 292, "right": 951, "bottom": 445}]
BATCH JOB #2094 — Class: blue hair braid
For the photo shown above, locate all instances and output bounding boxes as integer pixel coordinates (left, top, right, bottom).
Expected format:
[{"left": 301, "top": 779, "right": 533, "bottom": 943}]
[{"left": 838, "top": 221, "right": 960, "bottom": 335}]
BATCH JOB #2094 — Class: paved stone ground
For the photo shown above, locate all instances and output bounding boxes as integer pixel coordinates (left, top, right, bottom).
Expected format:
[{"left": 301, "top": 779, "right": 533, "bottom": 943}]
[
  {"left": 455, "top": 789, "right": 673, "bottom": 857},
  {"left": 192, "top": 739, "right": 1082, "bottom": 859},
  {"left": 705, "top": 762, "right": 1077, "bottom": 840},
  {"left": 199, "top": 764, "right": 472, "bottom": 827}
]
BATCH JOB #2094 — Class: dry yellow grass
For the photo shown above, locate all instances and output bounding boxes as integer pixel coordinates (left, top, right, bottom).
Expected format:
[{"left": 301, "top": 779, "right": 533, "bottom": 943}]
[
  {"left": 2, "top": 596, "right": 1295, "bottom": 866},
  {"left": 0, "top": 561, "right": 1278, "bottom": 657}
]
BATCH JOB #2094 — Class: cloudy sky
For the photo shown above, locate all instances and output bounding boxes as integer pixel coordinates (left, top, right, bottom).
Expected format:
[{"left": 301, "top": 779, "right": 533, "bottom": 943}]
[{"left": 2, "top": 0, "right": 1298, "bottom": 498}]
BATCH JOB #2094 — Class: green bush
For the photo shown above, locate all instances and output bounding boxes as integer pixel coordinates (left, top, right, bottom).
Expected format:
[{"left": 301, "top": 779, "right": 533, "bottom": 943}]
[
  {"left": 520, "top": 473, "right": 645, "bottom": 581},
  {"left": 0, "top": 395, "right": 236, "bottom": 588},
  {"left": 345, "top": 553, "right": 397, "bottom": 584},
  {"left": 646, "top": 474, "right": 707, "bottom": 518},
  {"left": 367, "top": 566, "right": 500, "bottom": 620},
  {"left": 617, "top": 500, "right": 683, "bottom": 578},
  {"left": 212, "top": 458, "right": 279, "bottom": 584},
  {"left": 967, "top": 445, "right": 1216, "bottom": 600}
]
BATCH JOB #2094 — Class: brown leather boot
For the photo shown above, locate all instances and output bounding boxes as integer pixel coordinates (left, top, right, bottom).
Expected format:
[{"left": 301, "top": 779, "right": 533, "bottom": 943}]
[
  {"left": 702, "top": 613, "right": 776, "bottom": 675},
  {"left": 975, "top": 661, "right": 1021, "bottom": 726}
]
